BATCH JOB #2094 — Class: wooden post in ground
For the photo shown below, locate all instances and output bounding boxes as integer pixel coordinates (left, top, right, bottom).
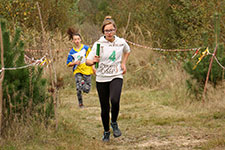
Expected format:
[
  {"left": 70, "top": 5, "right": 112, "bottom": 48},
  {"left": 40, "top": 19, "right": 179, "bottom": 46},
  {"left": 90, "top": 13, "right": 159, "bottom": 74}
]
[
  {"left": 202, "top": 45, "right": 218, "bottom": 102},
  {"left": 0, "top": 23, "right": 5, "bottom": 136},
  {"left": 202, "top": 13, "right": 220, "bottom": 102},
  {"left": 37, "top": 2, "right": 58, "bottom": 129},
  {"left": 48, "top": 45, "right": 58, "bottom": 129}
]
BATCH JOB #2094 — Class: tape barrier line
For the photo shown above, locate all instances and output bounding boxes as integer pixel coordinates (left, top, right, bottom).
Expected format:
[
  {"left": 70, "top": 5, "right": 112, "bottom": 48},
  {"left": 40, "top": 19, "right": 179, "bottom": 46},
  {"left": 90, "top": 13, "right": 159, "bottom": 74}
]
[
  {"left": 0, "top": 55, "right": 48, "bottom": 73},
  {"left": 125, "top": 40, "right": 225, "bottom": 70},
  {"left": 192, "top": 47, "right": 211, "bottom": 70},
  {"left": 126, "top": 40, "right": 199, "bottom": 52},
  {"left": 25, "top": 49, "right": 65, "bottom": 52},
  {"left": 213, "top": 55, "right": 225, "bottom": 70},
  {"left": 0, "top": 62, "right": 38, "bottom": 72},
  {"left": 5, "top": 40, "right": 222, "bottom": 72},
  {"left": 25, "top": 39, "right": 198, "bottom": 53},
  {"left": 192, "top": 47, "right": 225, "bottom": 70}
]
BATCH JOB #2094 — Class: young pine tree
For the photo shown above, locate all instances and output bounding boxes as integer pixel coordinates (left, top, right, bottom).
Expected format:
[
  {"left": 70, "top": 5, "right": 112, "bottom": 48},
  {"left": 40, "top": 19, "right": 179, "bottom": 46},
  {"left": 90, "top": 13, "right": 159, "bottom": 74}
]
[
  {"left": 184, "top": 13, "right": 225, "bottom": 99},
  {"left": 0, "top": 20, "right": 54, "bottom": 131}
]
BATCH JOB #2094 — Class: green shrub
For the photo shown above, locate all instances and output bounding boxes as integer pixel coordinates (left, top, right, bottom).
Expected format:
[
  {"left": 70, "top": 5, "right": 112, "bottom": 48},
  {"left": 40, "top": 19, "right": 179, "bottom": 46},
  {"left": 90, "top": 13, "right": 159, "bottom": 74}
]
[
  {"left": 0, "top": 20, "right": 53, "bottom": 131},
  {"left": 184, "top": 13, "right": 225, "bottom": 98}
]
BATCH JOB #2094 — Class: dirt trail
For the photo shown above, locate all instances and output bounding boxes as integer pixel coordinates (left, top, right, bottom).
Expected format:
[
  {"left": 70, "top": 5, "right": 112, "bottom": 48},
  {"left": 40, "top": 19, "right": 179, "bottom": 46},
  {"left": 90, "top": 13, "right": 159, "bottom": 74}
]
[{"left": 59, "top": 89, "right": 221, "bottom": 150}]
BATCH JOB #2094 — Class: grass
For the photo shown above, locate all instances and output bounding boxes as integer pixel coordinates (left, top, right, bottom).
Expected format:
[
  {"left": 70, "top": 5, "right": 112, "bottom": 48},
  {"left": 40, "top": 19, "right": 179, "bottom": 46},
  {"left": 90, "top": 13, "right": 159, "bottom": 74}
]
[{"left": 1, "top": 82, "right": 225, "bottom": 150}]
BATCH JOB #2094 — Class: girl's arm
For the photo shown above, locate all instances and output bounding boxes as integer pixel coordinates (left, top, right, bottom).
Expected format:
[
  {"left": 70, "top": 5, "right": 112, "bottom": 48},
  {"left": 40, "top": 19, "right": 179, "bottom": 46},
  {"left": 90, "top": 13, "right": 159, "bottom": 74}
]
[
  {"left": 92, "top": 65, "right": 96, "bottom": 75},
  {"left": 121, "top": 52, "right": 130, "bottom": 74},
  {"left": 86, "top": 56, "right": 100, "bottom": 66},
  {"left": 68, "top": 61, "right": 80, "bottom": 67}
]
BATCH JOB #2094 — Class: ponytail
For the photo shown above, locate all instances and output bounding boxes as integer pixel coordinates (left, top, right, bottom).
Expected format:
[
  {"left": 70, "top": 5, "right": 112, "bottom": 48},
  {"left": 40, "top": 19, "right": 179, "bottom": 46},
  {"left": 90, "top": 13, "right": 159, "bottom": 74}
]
[{"left": 67, "top": 28, "right": 81, "bottom": 40}]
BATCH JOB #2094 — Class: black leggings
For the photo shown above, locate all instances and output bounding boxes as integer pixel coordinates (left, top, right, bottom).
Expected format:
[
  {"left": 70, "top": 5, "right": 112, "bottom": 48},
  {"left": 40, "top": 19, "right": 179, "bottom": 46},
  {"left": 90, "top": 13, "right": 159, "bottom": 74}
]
[
  {"left": 96, "top": 78, "right": 123, "bottom": 132},
  {"left": 75, "top": 73, "right": 91, "bottom": 104}
]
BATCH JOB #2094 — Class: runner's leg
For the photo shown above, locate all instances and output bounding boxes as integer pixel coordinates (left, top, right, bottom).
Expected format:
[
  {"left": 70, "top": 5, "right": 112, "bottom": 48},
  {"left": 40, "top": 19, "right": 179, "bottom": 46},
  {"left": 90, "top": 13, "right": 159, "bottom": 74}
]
[
  {"left": 96, "top": 82, "right": 110, "bottom": 132},
  {"left": 75, "top": 73, "right": 83, "bottom": 106},
  {"left": 110, "top": 78, "right": 123, "bottom": 122},
  {"left": 83, "top": 75, "right": 91, "bottom": 93}
]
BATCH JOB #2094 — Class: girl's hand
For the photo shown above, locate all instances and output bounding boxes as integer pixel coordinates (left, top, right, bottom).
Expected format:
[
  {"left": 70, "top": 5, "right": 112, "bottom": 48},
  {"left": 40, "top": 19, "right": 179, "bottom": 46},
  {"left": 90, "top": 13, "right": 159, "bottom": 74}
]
[
  {"left": 86, "top": 56, "right": 100, "bottom": 66},
  {"left": 121, "top": 63, "right": 127, "bottom": 74},
  {"left": 93, "top": 55, "right": 100, "bottom": 64},
  {"left": 92, "top": 66, "right": 96, "bottom": 75},
  {"left": 74, "top": 60, "right": 81, "bottom": 65}
]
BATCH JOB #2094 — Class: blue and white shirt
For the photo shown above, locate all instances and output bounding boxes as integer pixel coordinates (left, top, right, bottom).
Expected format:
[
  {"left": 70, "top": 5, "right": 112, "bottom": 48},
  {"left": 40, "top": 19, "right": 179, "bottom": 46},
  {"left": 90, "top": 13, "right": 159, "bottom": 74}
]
[{"left": 67, "top": 44, "right": 93, "bottom": 75}]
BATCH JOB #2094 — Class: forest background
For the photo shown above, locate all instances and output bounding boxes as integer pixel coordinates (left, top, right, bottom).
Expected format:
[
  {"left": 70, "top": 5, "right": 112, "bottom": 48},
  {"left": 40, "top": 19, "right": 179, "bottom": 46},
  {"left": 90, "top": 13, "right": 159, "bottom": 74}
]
[{"left": 0, "top": 0, "right": 225, "bottom": 150}]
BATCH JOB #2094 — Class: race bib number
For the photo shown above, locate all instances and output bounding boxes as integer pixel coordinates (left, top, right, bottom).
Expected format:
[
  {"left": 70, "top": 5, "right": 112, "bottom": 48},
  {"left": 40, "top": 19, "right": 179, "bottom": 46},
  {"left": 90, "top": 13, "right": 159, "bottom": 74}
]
[
  {"left": 99, "top": 62, "right": 119, "bottom": 74},
  {"left": 109, "top": 50, "right": 116, "bottom": 62}
]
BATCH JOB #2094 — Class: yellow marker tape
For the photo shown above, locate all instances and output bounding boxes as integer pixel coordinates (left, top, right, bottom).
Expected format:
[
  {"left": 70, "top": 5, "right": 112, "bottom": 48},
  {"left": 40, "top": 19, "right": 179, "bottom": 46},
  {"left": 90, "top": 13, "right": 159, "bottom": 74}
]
[
  {"left": 39, "top": 58, "right": 51, "bottom": 66},
  {"left": 192, "top": 47, "right": 210, "bottom": 70}
]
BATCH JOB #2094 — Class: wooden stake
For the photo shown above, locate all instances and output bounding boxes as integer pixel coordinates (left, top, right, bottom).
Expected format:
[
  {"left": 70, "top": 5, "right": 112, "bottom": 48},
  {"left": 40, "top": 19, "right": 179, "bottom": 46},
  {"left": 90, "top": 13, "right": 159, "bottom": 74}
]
[
  {"left": 202, "top": 45, "right": 218, "bottom": 102},
  {"left": 36, "top": 2, "right": 46, "bottom": 57},
  {"left": 48, "top": 40, "right": 58, "bottom": 129},
  {"left": 0, "top": 23, "right": 5, "bottom": 136},
  {"left": 202, "top": 13, "right": 220, "bottom": 102},
  {"left": 37, "top": 2, "right": 58, "bottom": 129}
]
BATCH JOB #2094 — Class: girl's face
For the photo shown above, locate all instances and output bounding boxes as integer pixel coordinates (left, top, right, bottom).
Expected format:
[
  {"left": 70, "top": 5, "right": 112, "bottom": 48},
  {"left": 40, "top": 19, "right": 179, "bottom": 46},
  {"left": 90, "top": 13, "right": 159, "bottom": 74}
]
[
  {"left": 72, "top": 35, "right": 81, "bottom": 46},
  {"left": 104, "top": 24, "right": 116, "bottom": 42}
]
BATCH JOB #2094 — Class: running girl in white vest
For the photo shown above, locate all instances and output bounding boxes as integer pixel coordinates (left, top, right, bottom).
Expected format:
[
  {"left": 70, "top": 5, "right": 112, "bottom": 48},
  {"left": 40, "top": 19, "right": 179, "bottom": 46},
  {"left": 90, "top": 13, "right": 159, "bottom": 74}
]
[
  {"left": 86, "top": 16, "right": 130, "bottom": 142},
  {"left": 66, "top": 28, "right": 93, "bottom": 108}
]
